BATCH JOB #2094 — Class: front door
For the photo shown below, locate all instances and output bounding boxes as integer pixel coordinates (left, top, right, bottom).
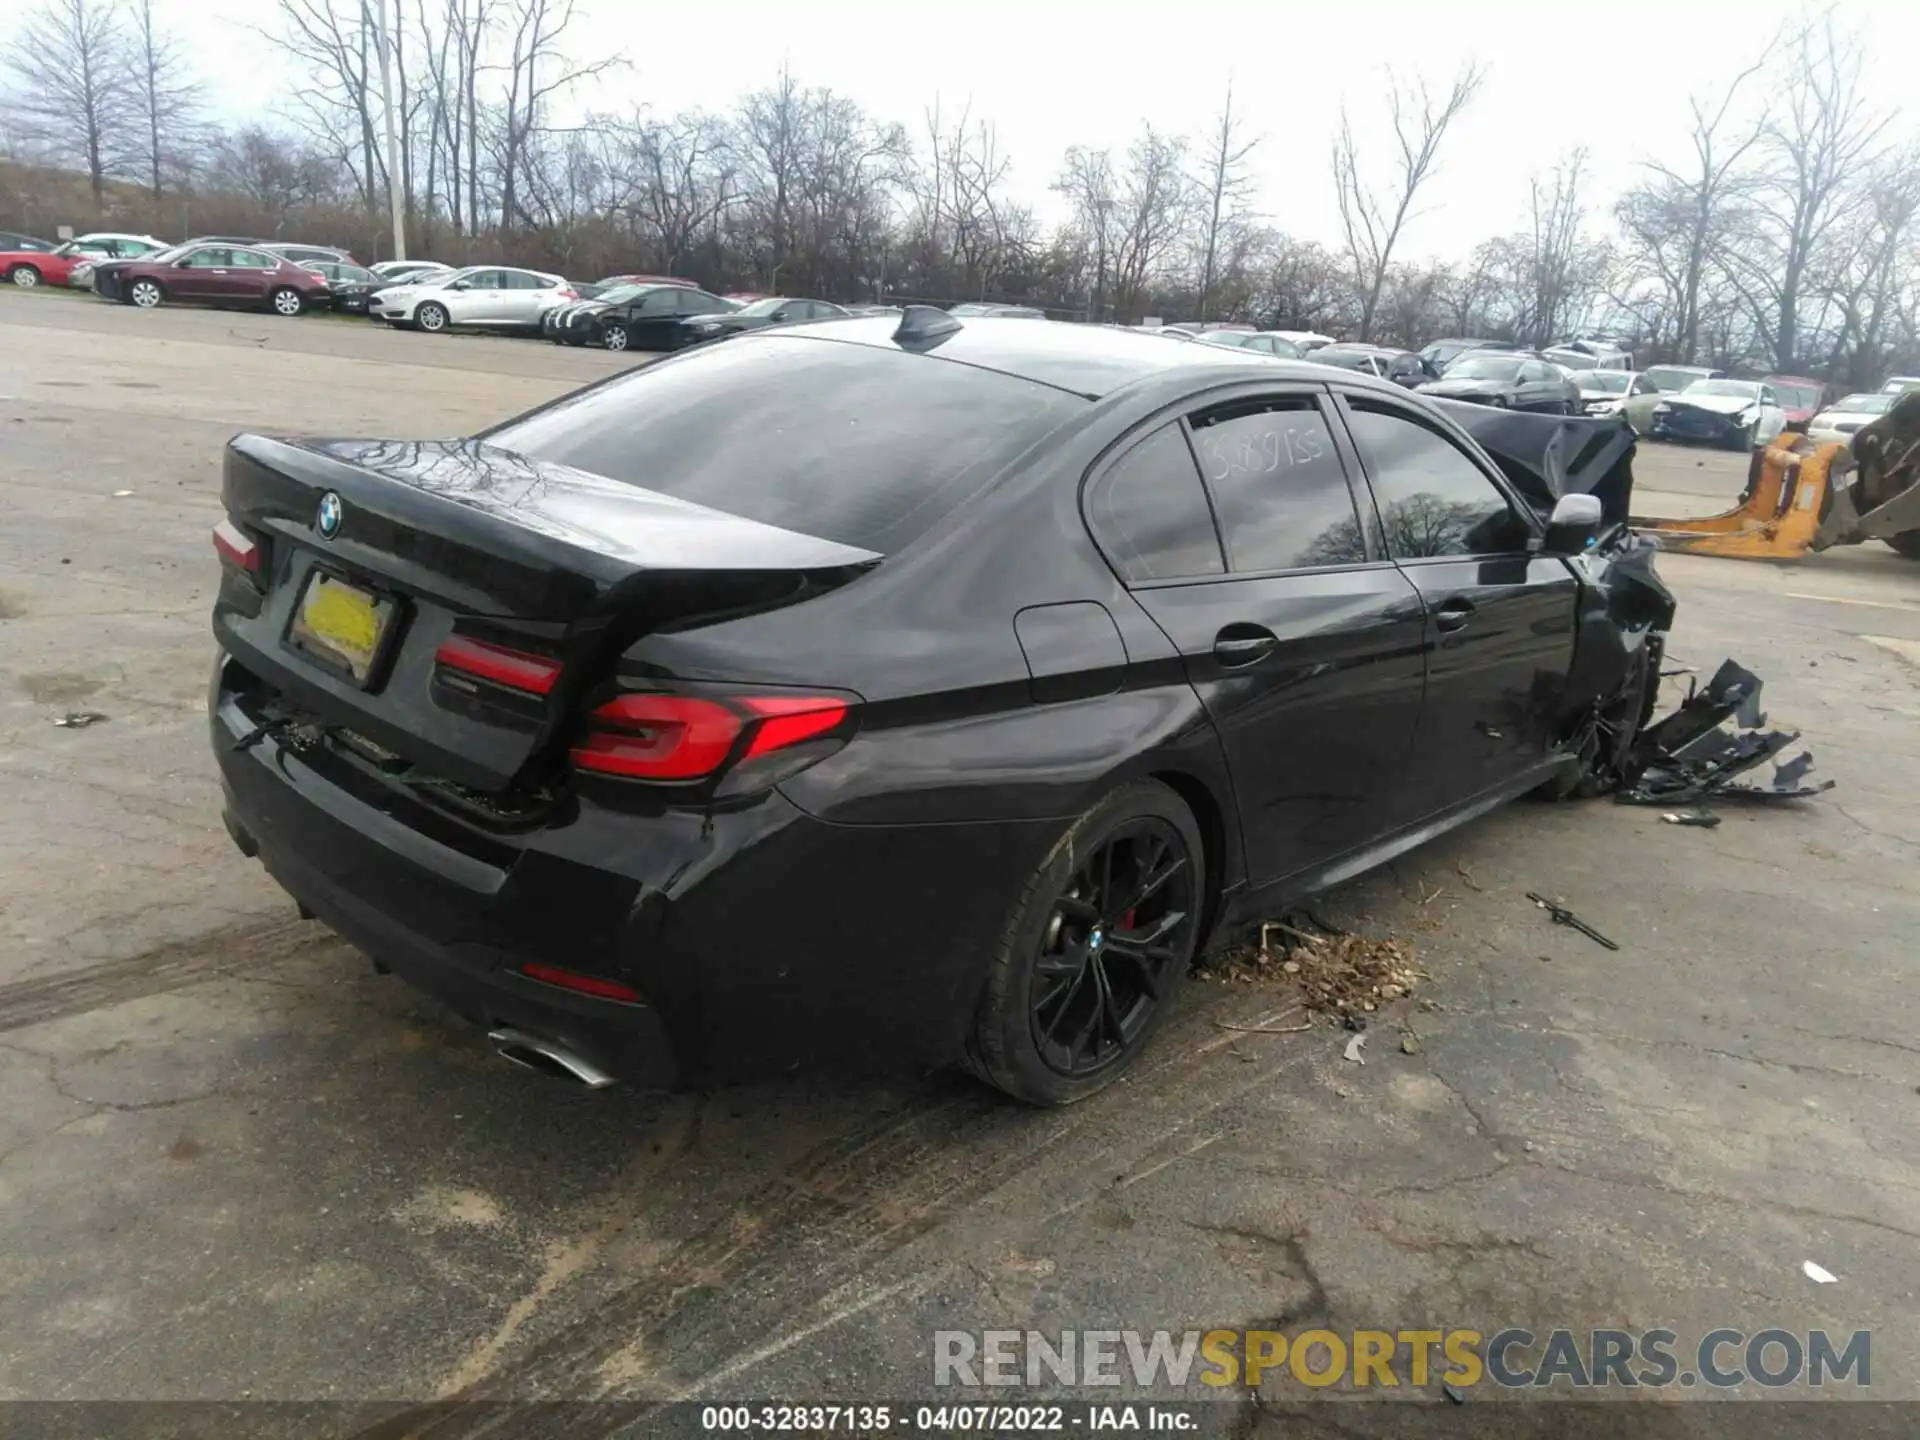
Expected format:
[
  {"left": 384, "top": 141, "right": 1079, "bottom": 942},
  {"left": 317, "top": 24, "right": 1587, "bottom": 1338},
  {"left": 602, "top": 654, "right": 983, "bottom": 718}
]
[
  {"left": 169, "top": 247, "right": 231, "bottom": 299},
  {"left": 1095, "top": 392, "right": 1430, "bottom": 887},
  {"left": 1332, "top": 392, "right": 1581, "bottom": 816}
]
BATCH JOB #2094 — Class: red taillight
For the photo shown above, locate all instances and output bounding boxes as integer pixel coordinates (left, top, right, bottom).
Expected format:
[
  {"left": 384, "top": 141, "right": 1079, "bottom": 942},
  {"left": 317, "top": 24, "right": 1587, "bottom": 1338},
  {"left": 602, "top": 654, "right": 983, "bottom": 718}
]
[
  {"left": 740, "top": 695, "right": 850, "bottom": 757},
  {"left": 556, "top": 286, "right": 578, "bottom": 299},
  {"left": 572, "top": 691, "right": 852, "bottom": 781},
  {"left": 519, "top": 961, "right": 642, "bottom": 1004},
  {"left": 434, "top": 635, "right": 563, "bottom": 696},
  {"left": 212, "top": 518, "right": 258, "bottom": 572}
]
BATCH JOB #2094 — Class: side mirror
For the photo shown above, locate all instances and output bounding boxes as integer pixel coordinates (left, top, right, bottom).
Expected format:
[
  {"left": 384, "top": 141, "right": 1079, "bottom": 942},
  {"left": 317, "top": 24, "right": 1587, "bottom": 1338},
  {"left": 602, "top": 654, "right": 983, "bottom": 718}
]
[
  {"left": 447, "top": 279, "right": 470, "bottom": 290},
  {"left": 1542, "top": 493, "right": 1605, "bottom": 553}
]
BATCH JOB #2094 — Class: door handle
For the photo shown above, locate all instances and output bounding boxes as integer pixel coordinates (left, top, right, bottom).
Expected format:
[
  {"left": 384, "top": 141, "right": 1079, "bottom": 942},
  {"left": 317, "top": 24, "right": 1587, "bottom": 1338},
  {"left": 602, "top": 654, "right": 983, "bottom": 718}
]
[
  {"left": 1434, "top": 597, "right": 1476, "bottom": 633},
  {"left": 1213, "top": 625, "right": 1279, "bottom": 667}
]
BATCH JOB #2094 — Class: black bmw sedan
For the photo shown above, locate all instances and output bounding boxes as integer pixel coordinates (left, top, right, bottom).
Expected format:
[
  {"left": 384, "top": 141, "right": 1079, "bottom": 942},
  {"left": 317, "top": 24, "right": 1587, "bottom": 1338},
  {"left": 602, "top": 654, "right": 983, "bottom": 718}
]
[{"left": 209, "top": 310, "right": 1667, "bottom": 1104}]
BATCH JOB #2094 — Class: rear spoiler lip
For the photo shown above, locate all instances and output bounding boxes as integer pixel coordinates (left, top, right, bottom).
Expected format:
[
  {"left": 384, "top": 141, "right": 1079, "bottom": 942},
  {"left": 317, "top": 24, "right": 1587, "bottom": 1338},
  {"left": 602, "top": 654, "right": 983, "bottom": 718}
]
[{"left": 225, "top": 434, "right": 884, "bottom": 594}]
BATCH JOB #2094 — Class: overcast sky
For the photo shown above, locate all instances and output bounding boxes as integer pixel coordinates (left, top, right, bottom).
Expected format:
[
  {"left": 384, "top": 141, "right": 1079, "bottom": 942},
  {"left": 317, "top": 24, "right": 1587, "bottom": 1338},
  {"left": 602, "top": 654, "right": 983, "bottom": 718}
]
[{"left": 153, "top": 0, "right": 1909, "bottom": 260}]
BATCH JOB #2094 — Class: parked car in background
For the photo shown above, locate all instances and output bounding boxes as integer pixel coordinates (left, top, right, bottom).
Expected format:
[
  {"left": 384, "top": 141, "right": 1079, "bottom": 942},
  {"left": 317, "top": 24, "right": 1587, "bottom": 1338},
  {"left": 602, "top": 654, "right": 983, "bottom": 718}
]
[
  {"left": 1418, "top": 337, "right": 1513, "bottom": 371},
  {"left": 949, "top": 302, "right": 1046, "bottom": 318},
  {"left": 1642, "top": 364, "right": 1726, "bottom": 396},
  {"left": 1269, "top": 329, "right": 1338, "bottom": 352},
  {"left": 1650, "top": 379, "right": 1787, "bottom": 450},
  {"left": 265, "top": 243, "right": 358, "bottom": 267},
  {"left": 370, "top": 260, "right": 452, "bottom": 282},
  {"left": 683, "top": 295, "right": 850, "bottom": 342},
  {"left": 574, "top": 283, "right": 737, "bottom": 351},
  {"left": 1575, "top": 370, "right": 1661, "bottom": 431},
  {"left": 1765, "top": 376, "right": 1829, "bottom": 431},
  {"left": 370, "top": 265, "right": 574, "bottom": 333},
  {"left": 1307, "top": 343, "right": 1434, "bottom": 387},
  {"left": 1417, "top": 352, "right": 1581, "bottom": 412},
  {"left": 1807, "top": 392, "right": 1895, "bottom": 445},
  {"left": 1544, "top": 340, "right": 1633, "bottom": 372},
  {"left": 207, "top": 311, "right": 1657, "bottom": 1104},
  {"left": 842, "top": 304, "right": 903, "bottom": 317},
  {"left": 8, "top": 232, "right": 167, "bottom": 288},
  {"left": 593, "top": 273, "right": 697, "bottom": 290},
  {"left": 1196, "top": 330, "right": 1308, "bottom": 358},
  {"left": 0, "top": 230, "right": 55, "bottom": 252},
  {"left": 1163, "top": 322, "right": 1254, "bottom": 339},
  {"left": 92, "top": 242, "right": 331, "bottom": 315},
  {"left": 1878, "top": 376, "right": 1920, "bottom": 395},
  {"left": 305, "top": 260, "right": 382, "bottom": 314}
]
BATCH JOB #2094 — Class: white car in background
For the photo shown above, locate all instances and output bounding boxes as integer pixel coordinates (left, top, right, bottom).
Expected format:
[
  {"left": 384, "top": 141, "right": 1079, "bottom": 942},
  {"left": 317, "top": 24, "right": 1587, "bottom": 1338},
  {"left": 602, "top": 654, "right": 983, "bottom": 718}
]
[
  {"left": 370, "top": 259, "right": 454, "bottom": 282},
  {"left": 1575, "top": 369, "right": 1657, "bottom": 420},
  {"left": 1808, "top": 391, "right": 1896, "bottom": 445},
  {"left": 63, "top": 232, "right": 170, "bottom": 289},
  {"left": 1881, "top": 376, "right": 1920, "bottom": 396},
  {"left": 370, "top": 264, "right": 575, "bottom": 333},
  {"left": 1650, "top": 379, "right": 1789, "bottom": 450}
]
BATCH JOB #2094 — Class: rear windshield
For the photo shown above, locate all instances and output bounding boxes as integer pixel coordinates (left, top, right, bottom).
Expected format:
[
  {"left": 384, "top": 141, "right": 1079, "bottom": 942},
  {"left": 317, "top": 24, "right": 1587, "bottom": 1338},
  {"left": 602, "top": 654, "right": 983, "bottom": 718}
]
[{"left": 484, "top": 337, "right": 1085, "bottom": 553}]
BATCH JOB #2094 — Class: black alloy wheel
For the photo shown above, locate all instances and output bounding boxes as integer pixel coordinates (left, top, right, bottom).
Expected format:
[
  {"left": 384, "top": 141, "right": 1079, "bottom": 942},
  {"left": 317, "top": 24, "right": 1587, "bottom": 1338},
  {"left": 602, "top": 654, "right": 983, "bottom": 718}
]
[{"left": 965, "top": 780, "right": 1204, "bottom": 1105}]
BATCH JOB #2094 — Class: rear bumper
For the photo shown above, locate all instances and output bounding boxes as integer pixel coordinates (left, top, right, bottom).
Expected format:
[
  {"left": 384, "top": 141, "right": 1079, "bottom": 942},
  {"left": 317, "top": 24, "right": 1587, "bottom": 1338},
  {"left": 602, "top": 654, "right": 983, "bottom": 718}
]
[{"left": 210, "top": 656, "right": 1047, "bottom": 1085}]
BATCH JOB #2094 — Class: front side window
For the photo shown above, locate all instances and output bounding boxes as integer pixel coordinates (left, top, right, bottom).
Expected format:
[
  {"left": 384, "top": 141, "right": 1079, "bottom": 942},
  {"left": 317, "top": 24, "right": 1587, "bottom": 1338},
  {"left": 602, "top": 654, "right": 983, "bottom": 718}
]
[
  {"left": 1083, "top": 423, "right": 1225, "bottom": 584},
  {"left": 1189, "top": 397, "right": 1366, "bottom": 572},
  {"left": 1345, "top": 401, "right": 1529, "bottom": 559}
]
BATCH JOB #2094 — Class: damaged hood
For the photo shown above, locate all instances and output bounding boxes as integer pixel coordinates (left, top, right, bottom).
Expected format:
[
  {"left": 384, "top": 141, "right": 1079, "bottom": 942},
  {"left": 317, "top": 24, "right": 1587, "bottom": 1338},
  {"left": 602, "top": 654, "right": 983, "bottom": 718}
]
[
  {"left": 1664, "top": 392, "right": 1759, "bottom": 416},
  {"left": 1435, "top": 402, "right": 1639, "bottom": 526}
]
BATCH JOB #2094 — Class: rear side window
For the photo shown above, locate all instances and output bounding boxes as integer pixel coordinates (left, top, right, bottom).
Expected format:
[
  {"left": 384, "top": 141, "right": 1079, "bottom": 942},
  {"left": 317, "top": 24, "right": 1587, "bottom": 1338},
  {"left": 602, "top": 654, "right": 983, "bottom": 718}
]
[
  {"left": 1084, "top": 424, "right": 1225, "bottom": 583},
  {"left": 486, "top": 338, "right": 1084, "bottom": 553},
  {"left": 1344, "top": 401, "right": 1529, "bottom": 558},
  {"left": 1189, "top": 397, "right": 1366, "bottom": 572}
]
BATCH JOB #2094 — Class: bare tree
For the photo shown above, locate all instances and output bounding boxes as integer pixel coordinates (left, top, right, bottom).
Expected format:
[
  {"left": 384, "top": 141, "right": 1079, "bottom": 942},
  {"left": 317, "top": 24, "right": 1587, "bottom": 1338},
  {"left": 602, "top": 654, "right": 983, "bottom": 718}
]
[
  {"left": 495, "top": 0, "right": 618, "bottom": 228},
  {"left": 1331, "top": 62, "right": 1484, "bottom": 341},
  {"left": 1522, "top": 147, "right": 1590, "bottom": 346},
  {"left": 1727, "top": 16, "right": 1891, "bottom": 370},
  {"left": 3, "top": 0, "right": 134, "bottom": 203},
  {"left": 1107, "top": 125, "right": 1190, "bottom": 320},
  {"left": 1613, "top": 52, "right": 1765, "bottom": 364},
  {"left": 1193, "top": 77, "right": 1259, "bottom": 320},
  {"left": 1054, "top": 145, "right": 1116, "bottom": 319},
  {"left": 128, "top": 0, "right": 203, "bottom": 199}
]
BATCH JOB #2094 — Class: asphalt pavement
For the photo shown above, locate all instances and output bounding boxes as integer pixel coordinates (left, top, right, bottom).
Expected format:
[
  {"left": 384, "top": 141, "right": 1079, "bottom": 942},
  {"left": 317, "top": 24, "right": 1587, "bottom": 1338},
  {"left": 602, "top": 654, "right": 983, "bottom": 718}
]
[{"left": 2, "top": 290, "right": 1917, "bottom": 1436}]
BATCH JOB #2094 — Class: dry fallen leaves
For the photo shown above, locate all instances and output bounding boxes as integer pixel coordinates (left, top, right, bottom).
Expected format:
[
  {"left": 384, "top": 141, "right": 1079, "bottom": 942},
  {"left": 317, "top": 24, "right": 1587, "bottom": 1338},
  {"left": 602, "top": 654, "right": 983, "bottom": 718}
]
[{"left": 1200, "top": 918, "right": 1427, "bottom": 1017}]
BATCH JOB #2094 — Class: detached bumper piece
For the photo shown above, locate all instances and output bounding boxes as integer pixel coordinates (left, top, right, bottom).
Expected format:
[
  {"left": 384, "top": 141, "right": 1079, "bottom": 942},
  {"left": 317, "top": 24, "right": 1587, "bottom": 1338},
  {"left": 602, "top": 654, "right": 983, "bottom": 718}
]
[{"left": 1618, "top": 659, "right": 1835, "bottom": 806}]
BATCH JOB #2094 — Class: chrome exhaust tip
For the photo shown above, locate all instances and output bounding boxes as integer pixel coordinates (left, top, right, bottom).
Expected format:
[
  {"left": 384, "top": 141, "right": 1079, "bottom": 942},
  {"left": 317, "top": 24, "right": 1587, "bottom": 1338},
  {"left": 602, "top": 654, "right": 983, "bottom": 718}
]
[{"left": 487, "top": 1028, "right": 616, "bottom": 1089}]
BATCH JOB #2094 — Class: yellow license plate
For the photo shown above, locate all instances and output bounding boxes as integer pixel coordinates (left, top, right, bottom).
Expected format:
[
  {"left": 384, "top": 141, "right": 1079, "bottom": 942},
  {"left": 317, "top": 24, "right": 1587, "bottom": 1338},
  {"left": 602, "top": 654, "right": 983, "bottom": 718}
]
[{"left": 288, "top": 572, "right": 395, "bottom": 685}]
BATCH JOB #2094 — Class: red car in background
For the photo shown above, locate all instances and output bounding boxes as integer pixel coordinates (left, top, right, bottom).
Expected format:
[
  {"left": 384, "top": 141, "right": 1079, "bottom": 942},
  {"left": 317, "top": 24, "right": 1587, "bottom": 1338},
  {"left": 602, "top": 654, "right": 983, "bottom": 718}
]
[
  {"left": 1766, "top": 375, "right": 1831, "bottom": 431},
  {"left": 93, "top": 242, "right": 332, "bottom": 316}
]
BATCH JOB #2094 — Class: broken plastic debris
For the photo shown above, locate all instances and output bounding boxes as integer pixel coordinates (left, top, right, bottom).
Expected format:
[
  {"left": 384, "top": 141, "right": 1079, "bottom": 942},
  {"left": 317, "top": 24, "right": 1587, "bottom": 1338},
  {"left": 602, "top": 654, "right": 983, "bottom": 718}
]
[
  {"left": 1661, "top": 810, "right": 1722, "bottom": 827},
  {"left": 52, "top": 711, "right": 109, "bottom": 728},
  {"left": 1803, "top": 1260, "right": 1838, "bottom": 1284},
  {"left": 1343, "top": 1032, "right": 1368, "bottom": 1065},
  {"left": 111, "top": 489, "right": 134, "bottom": 498}
]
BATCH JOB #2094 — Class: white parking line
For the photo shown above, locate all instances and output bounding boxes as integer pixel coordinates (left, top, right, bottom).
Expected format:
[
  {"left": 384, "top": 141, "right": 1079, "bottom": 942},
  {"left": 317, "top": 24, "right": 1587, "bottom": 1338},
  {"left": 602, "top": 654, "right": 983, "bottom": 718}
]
[{"left": 1785, "top": 592, "right": 1920, "bottom": 612}]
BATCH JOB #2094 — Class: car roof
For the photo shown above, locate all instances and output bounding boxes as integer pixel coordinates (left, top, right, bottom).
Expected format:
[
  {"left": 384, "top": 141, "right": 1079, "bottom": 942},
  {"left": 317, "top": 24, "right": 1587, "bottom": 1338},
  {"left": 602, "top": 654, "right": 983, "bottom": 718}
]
[
  {"left": 1765, "top": 374, "right": 1822, "bottom": 385},
  {"left": 757, "top": 314, "right": 1417, "bottom": 401}
]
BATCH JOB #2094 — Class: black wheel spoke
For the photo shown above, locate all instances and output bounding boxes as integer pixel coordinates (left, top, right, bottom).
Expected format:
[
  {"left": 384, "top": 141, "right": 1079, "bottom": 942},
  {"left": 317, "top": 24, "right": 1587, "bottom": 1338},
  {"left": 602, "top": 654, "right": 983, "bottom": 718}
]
[
  {"left": 1027, "top": 814, "right": 1197, "bottom": 1079},
  {"left": 1053, "top": 896, "right": 1100, "bottom": 925},
  {"left": 1123, "top": 853, "right": 1188, "bottom": 916}
]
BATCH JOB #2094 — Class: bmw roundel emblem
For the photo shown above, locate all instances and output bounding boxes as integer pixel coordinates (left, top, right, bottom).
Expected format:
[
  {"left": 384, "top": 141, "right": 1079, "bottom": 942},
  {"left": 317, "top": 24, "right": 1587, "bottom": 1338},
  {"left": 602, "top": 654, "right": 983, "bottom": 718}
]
[{"left": 316, "top": 491, "right": 344, "bottom": 539}]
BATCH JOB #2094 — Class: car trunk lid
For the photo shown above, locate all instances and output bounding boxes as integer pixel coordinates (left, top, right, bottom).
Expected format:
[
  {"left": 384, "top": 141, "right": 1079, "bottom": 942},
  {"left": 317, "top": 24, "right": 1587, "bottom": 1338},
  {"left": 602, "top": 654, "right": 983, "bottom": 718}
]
[{"left": 213, "top": 434, "right": 879, "bottom": 793}]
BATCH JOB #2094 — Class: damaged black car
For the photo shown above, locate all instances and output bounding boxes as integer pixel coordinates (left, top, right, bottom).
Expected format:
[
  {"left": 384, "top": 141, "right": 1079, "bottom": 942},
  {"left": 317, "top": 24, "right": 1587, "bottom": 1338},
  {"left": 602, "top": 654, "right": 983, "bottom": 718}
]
[{"left": 209, "top": 311, "right": 1681, "bottom": 1106}]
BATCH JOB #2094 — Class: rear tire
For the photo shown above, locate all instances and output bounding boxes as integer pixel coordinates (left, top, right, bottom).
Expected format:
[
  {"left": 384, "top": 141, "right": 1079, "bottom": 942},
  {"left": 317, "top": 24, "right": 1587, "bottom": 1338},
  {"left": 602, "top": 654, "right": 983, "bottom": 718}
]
[
  {"left": 963, "top": 779, "right": 1204, "bottom": 1106},
  {"left": 415, "top": 301, "right": 449, "bottom": 333},
  {"left": 1887, "top": 531, "right": 1920, "bottom": 560},
  {"left": 7, "top": 264, "right": 42, "bottom": 289},
  {"left": 269, "top": 287, "right": 304, "bottom": 317},
  {"left": 128, "top": 278, "right": 163, "bottom": 309}
]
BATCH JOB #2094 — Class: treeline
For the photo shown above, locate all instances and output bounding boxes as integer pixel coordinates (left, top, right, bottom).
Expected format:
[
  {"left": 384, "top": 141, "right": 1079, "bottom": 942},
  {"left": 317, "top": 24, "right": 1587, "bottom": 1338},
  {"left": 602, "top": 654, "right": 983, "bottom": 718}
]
[{"left": 3, "top": 0, "right": 1917, "bottom": 385}]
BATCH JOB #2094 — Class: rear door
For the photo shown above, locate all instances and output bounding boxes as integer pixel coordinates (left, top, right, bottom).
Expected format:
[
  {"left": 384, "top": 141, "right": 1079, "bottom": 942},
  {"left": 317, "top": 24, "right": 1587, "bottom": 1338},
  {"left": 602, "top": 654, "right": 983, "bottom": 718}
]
[
  {"left": 497, "top": 270, "right": 549, "bottom": 325},
  {"left": 1095, "top": 389, "right": 1429, "bottom": 886},
  {"left": 1330, "top": 391, "right": 1579, "bottom": 815},
  {"left": 227, "top": 247, "right": 281, "bottom": 304},
  {"left": 1515, "top": 361, "right": 1561, "bottom": 412}
]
